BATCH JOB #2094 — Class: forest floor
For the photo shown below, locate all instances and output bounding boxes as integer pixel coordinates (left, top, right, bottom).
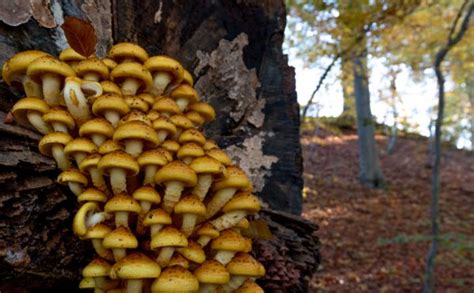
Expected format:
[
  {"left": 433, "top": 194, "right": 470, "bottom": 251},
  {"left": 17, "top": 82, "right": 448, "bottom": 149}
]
[{"left": 301, "top": 124, "right": 474, "bottom": 292}]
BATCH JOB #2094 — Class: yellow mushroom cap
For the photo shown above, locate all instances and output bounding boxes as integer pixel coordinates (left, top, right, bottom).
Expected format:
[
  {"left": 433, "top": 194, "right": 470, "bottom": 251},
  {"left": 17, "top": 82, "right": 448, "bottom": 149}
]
[
  {"left": 151, "top": 266, "right": 199, "bottom": 292},
  {"left": 132, "top": 186, "right": 161, "bottom": 204},
  {"left": 189, "top": 155, "right": 224, "bottom": 175},
  {"left": 11, "top": 97, "right": 50, "bottom": 125},
  {"left": 138, "top": 148, "right": 169, "bottom": 168},
  {"left": 27, "top": 56, "right": 76, "bottom": 83},
  {"left": 177, "top": 143, "right": 204, "bottom": 161},
  {"left": 189, "top": 102, "right": 216, "bottom": 122},
  {"left": 92, "top": 94, "right": 130, "bottom": 117},
  {"left": 2, "top": 50, "right": 50, "bottom": 85},
  {"left": 108, "top": 42, "right": 149, "bottom": 63},
  {"left": 57, "top": 168, "right": 88, "bottom": 186},
  {"left": 222, "top": 192, "right": 261, "bottom": 214},
  {"left": 101, "top": 58, "right": 117, "bottom": 70},
  {"left": 59, "top": 48, "right": 86, "bottom": 64},
  {"left": 174, "top": 195, "right": 206, "bottom": 216},
  {"left": 124, "top": 96, "right": 149, "bottom": 113},
  {"left": 103, "top": 226, "right": 138, "bottom": 249},
  {"left": 196, "top": 222, "right": 219, "bottom": 239},
  {"left": 169, "top": 253, "right": 190, "bottom": 269},
  {"left": 64, "top": 137, "right": 97, "bottom": 158},
  {"left": 178, "top": 129, "right": 206, "bottom": 146},
  {"left": 38, "top": 132, "right": 73, "bottom": 156},
  {"left": 152, "top": 116, "right": 177, "bottom": 135},
  {"left": 143, "top": 209, "right": 172, "bottom": 226},
  {"left": 110, "top": 62, "right": 153, "bottom": 92},
  {"left": 150, "top": 226, "right": 188, "bottom": 249},
  {"left": 235, "top": 218, "right": 250, "bottom": 230},
  {"left": 75, "top": 58, "right": 109, "bottom": 80},
  {"left": 194, "top": 260, "right": 230, "bottom": 284},
  {"left": 155, "top": 161, "right": 197, "bottom": 187},
  {"left": 82, "top": 258, "right": 112, "bottom": 278},
  {"left": 98, "top": 150, "right": 139, "bottom": 176},
  {"left": 78, "top": 187, "right": 108, "bottom": 203},
  {"left": 169, "top": 114, "right": 194, "bottom": 130},
  {"left": 152, "top": 97, "right": 181, "bottom": 116},
  {"left": 136, "top": 93, "right": 154, "bottom": 106},
  {"left": 84, "top": 223, "right": 112, "bottom": 240},
  {"left": 42, "top": 107, "right": 76, "bottom": 130},
  {"left": 79, "top": 153, "right": 101, "bottom": 172},
  {"left": 119, "top": 110, "right": 152, "bottom": 126},
  {"left": 161, "top": 140, "right": 180, "bottom": 154},
  {"left": 206, "top": 148, "right": 232, "bottom": 166},
  {"left": 182, "top": 69, "right": 193, "bottom": 86},
  {"left": 98, "top": 140, "right": 123, "bottom": 155},
  {"left": 170, "top": 84, "right": 199, "bottom": 104},
  {"left": 226, "top": 253, "right": 265, "bottom": 277},
  {"left": 100, "top": 80, "right": 122, "bottom": 95},
  {"left": 234, "top": 280, "right": 265, "bottom": 293},
  {"left": 185, "top": 111, "right": 205, "bottom": 126},
  {"left": 79, "top": 118, "right": 114, "bottom": 138},
  {"left": 113, "top": 120, "right": 159, "bottom": 146},
  {"left": 176, "top": 241, "right": 206, "bottom": 264},
  {"left": 212, "top": 166, "right": 250, "bottom": 191},
  {"left": 105, "top": 193, "right": 141, "bottom": 214},
  {"left": 78, "top": 277, "right": 95, "bottom": 289},
  {"left": 147, "top": 110, "right": 161, "bottom": 121},
  {"left": 144, "top": 55, "right": 184, "bottom": 83},
  {"left": 110, "top": 252, "right": 161, "bottom": 279},
  {"left": 211, "top": 229, "right": 248, "bottom": 252},
  {"left": 203, "top": 139, "right": 219, "bottom": 151}
]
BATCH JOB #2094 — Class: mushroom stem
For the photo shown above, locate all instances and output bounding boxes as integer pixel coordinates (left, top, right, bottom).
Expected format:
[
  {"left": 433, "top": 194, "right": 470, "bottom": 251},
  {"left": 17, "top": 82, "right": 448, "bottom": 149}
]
[
  {"left": 200, "top": 284, "right": 218, "bottom": 293},
  {"left": 151, "top": 72, "right": 172, "bottom": 96},
  {"left": 110, "top": 168, "right": 127, "bottom": 194},
  {"left": 176, "top": 98, "right": 189, "bottom": 112},
  {"left": 157, "top": 130, "right": 168, "bottom": 143},
  {"left": 41, "top": 73, "right": 61, "bottom": 106},
  {"left": 211, "top": 211, "right": 247, "bottom": 231},
  {"left": 104, "top": 110, "right": 120, "bottom": 128},
  {"left": 125, "top": 139, "right": 144, "bottom": 158},
  {"left": 115, "top": 211, "right": 129, "bottom": 227},
  {"left": 150, "top": 224, "right": 164, "bottom": 237},
  {"left": 121, "top": 78, "right": 141, "bottom": 96},
  {"left": 91, "top": 134, "right": 107, "bottom": 147},
  {"left": 143, "top": 165, "right": 158, "bottom": 186},
  {"left": 205, "top": 188, "right": 237, "bottom": 219},
  {"left": 162, "top": 181, "right": 184, "bottom": 213},
  {"left": 156, "top": 247, "right": 175, "bottom": 267},
  {"left": 140, "top": 201, "right": 152, "bottom": 213},
  {"left": 214, "top": 251, "right": 236, "bottom": 265},
  {"left": 89, "top": 168, "right": 108, "bottom": 192},
  {"left": 26, "top": 111, "right": 51, "bottom": 134},
  {"left": 181, "top": 214, "right": 197, "bottom": 236},
  {"left": 63, "top": 77, "right": 92, "bottom": 125},
  {"left": 83, "top": 72, "right": 100, "bottom": 82},
  {"left": 51, "top": 144, "right": 70, "bottom": 170},
  {"left": 223, "top": 276, "right": 247, "bottom": 292},
  {"left": 22, "top": 75, "right": 43, "bottom": 98},
  {"left": 127, "top": 279, "right": 143, "bottom": 293},
  {"left": 52, "top": 122, "right": 69, "bottom": 133},
  {"left": 197, "top": 236, "right": 211, "bottom": 247},
  {"left": 74, "top": 153, "right": 87, "bottom": 166},
  {"left": 193, "top": 174, "right": 213, "bottom": 201},
  {"left": 68, "top": 182, "right": 84, "bottom": 196},
  {"left": 113, "top": 248, "right": 127, "bottom": 261},
  {"left": 91, "top": 239, "right": 109, "bottom": 258}
]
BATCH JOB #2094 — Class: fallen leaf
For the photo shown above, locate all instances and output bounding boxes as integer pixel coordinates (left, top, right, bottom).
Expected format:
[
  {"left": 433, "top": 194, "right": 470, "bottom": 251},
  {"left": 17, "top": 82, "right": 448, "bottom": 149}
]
[{"left": 61, "top": 16, "right": 96, "bottom": 57}]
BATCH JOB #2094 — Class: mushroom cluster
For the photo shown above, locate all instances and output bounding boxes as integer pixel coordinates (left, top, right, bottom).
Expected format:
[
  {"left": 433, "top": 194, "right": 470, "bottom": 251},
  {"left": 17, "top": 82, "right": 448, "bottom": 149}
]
[{"left": 2, "top": 43, "right": 266, "bottom": 293}]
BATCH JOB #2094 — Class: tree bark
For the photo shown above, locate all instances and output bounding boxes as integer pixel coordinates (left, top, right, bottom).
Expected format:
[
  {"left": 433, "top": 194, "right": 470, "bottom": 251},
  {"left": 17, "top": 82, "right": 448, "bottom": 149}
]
[{"left": 0, "top": 0, "right": 318, "bottom": 291}]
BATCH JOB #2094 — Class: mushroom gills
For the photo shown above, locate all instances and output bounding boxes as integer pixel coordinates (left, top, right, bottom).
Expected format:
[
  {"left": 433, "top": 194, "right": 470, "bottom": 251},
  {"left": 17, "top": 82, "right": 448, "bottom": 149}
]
[
  {"left": 205, "top": 188, "right": 238, "bottom": 219},
  {"left": 193, "top": 174, "right": 213, "bottom": 201},
  {"left": 26, "top": 111, "right": 51, "bottom": 134},
  {"left": 210, "top": 211, "right": 247, "bottom": 231}
]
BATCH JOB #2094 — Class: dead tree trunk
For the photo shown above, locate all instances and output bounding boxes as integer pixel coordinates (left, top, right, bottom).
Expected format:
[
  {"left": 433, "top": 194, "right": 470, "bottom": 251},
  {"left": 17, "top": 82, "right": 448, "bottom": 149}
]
[{"left": 0, "top": 1, "right": 319, "bottom": 291}]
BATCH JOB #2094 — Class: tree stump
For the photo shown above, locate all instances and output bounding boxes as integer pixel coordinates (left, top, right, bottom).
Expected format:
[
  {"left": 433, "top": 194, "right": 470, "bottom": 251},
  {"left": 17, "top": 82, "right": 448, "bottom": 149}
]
[{"left": 0, "top": 1, "right": 319, "bottom": 291}]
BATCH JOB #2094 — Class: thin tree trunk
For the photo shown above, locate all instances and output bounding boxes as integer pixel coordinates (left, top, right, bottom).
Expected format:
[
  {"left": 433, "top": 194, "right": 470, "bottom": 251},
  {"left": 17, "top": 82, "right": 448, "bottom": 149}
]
[
  {"left": 387, "top": 69, "right": 399, "bottom": 155},
  {"left": 467, "top": 77, "right": 474, "bottom": 153}
]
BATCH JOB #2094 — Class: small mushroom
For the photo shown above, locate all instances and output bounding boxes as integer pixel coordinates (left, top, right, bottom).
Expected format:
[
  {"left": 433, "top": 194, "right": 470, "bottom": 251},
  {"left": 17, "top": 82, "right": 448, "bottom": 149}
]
[
  {"left": 79, "top": 118, "right": 114, "bottom": 147},
  {"left": 177, "top": 143, "right": 204, "bottom": 165},
  {"left": 78, "top": 187, "right": 108, "bottom": 204},
  {"left": 194, "top": 260, "right": 230, "bottom": 293},
  {"left": 82, "top": 258, "right": 118, "bottom": 291},
  {"left": 105, "top": 193, "right": 141, "bottom": 228},
  {"left": 27, "top": 56, "right": 76, "bottom": 106},
  {"left": 169, "top": 84, "right": 199, "bottom": 112},
  {"left": 79, "top": 154, "right": 108, "bottom": 192},
  {"left": 137, "top": 149, "right": 169, "bottom": 186},
  {"left": 110, "top": 62, "right": 152, "bottom": 96},
  {"left": 124, "top": 96, "right": 149, "bottom": 113},
  {"left": 57, "top": 168, "right": 88, "bottom": 196},
  {"left": 174, "top": 195, "right": 206, "bottom": 236},
  {"left": 168, "top": 114, "right": 193, "bottom": 139},
  {"left": 161, "top": 140, "right": 180, "bottom": 155},
  {"left": 11, "top": 97, "right": 51, "bottom": 134},
  {"left": 100, "top": 80, "right": 122, "bottom": 96},
  {"left": 113, "top": 121, "right": 159, "bottom": 158},
  {"left": 184, "top": 111, "right": 205, "bottom": 127},
  {"left": 152, "top": 97, "right": 181, "bottom": 117},
  {"left": 108, "top": 43, "right": 149, "bottom": 64},
  {"left": 92, "top": 94, "right": 130, "bottom": 127},
  {"left": 103, "top": 226, "right": 138, "bottom": 261},
  {"left": 188, "top": 102, "right": 216, "bottom": 123},
  {"left": 195, "top": 222, "right": 220, "bottom": 247},
  {"left": 151, "top": 227, "right": 188, "bottom": 267},
  {"left": 234, "top": 280, "right": 265, "bottom": 293},
  {"left": 38, "top": 132, "right": 73, "bottom": 170},
  {"left": 190, "top": 155, "right": 225, "bottom": 200},
  {"left": 98, "top": 151, "right": 139, "bottom": 194},
  {"left": 143, "top": 209, "right": 172, "bottom": 238},
  {"left": 101, "top": 58, "right": 117, "bottom": 70},
  {"left": 83, "top": 224, "right": 113, "bottom": 260},
  {"left": 206, "top": 148, "right": 232, "bottom": 166},
  {"left": 132, "top": 186, "right": 161, "bottom": 214},
  {"left": 119, "top": 110, "right": 152, "bottom": 127},
  {"left": 136, "top": 93, "right": 154, "bottom": 107},
  {"left": 154, "top": 161, "right": 197, "bottom": 213},
  {"left": 222, "top": 253, "right": 265, "bottom": 291},
  {"left": 43, "top": 107, "right": 76, "bottom": 133},
  {"left": 176, "top": 241, "right": 206, "bottom": 265},
  {"left": 168, "top": 253, "right": 190, "bottom": 269},
  {"left": 178, "top": 129, "right": 206, "bottom": 146},
  {"left": 181, "top": 69, "right": 194, "bottom": 87},
  {"left": 75, "top": 58, "right": 109, "bottom": 82},
  {"left": 203, "top": 139, "right": 219, "bottom": 151},
  {"left": 205, "top": 166, "right": 250, "bottom": 219},
  {"left": 211, "top": 229, "right": 250, "bottom": 265},
  {"left": 144, "top": 56, "right": 184, "bottom": 95},
  {"left": 211, "top": 192, "right": 260, "bottom": 231},
  {"left": 64, "top": 137, "right": 97, "bottom": 166},
  {"left": 152, "top": 116, "right": 177, "bottom": 143},
  {"left": 59, "top": 48, "right": 86, "bottom": 69},
  {"left": 78, "top": 277, "right": 95, "bottom": 290},
  {"left": 63, "top": 77, "right": 102, "bottom": 125},
  {"left": 151, "top": 266, "right": 198, "bottom": 293},
  {"left": 73, "top": 202, "right": 111, "bottom": 237},
  {"left": 98, "top": 140, "right": 123, "bottom": 155}
]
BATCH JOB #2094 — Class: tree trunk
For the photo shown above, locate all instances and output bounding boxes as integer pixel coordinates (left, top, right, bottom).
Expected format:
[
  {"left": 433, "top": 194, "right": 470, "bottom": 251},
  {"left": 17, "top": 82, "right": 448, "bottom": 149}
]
[
  {"left": 0, "top": 0, "right": 318, "bottom": 291},
  {"left": 341, "top": 54, "right": 356, "bottom": 117},
  {"left": 387, "top": 68, "right": 399, "bottom": 155},
  {"left": 467, "top": 77, "right": 474, "bottom": 153}
]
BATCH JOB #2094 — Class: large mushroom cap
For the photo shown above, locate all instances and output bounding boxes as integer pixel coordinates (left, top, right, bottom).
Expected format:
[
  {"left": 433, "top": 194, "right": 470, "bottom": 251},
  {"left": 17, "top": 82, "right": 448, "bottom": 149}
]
[
  {"left": 78, "top": 187, "right": 107, "bottom": 203},
  {"left": 174, "top": 195, "right": 206, "bottom": 216},
  {"left": 108, "top": 42, "right": 149, "bottom": 63},
  {"left": 194, "top": 260, "right": 230, "bottom": 284},
  {"left": 43, "top": 107, "right": 76, "bottom": 130},
  {"left": 92, "top": 94, "right": 130, "bottom": 117},
  {"left": 206, "top": 148, "right": 232, "bottom": 166},
  {"left": 110, "top": 62, "right": 153, "bottom": 92},
  {"left": 79, "top": 118, "right": 114, "bottom": 138},
  {"left": 177, "top": 143, "right": 204, "bottom": 161},
  {"left": 82, "top": 258, "right": 111, "bottom": 278},
  {"left": 176, "top": 241, "right": 206, "bottom": 264},
  {"left": 143, "top": 209, "right": 172, "bottom": 226},
  {"left": 84, "top": 223, "right": 112, "bottom": 240},
  {"left": 105, "top": 193, "right": 141, "bottom": 214},
  {"left": 110, "top": 252, "right": 161, "bottom": 279},
  {"left": 234, "top": 280, "right": 265, "bottom": 293},
  {"left": 190, "top": 155, "right": 224, "bottom": 175},
  {"left": 145, "top": 56, "right": 184, "bottom": 81},
  {"left": 75, "top": 58, "right": 109, "bottom": 80},
  {"left": 2, "top": 50, "right": 50, "bottom": 85},
  {"left": 151, "top": 266, "right": 199, "bottom": 293},
  {"left": 38, "top": 132, "right": 73, "bottom": 156},
  {"left": 27, "top": 56, "right": 76, "bottom": 82},
  {"left": 211, "top": 229, "right": 248, "bottom": 252},
  {"left": 113, "top": 120, "right": 159, "bottom": 146},
  {"left": 11, "top": 97, "right": 50, "bottom": 125},
  {"left": 222, "top": 192, "right": 261, "bottom": 214},
  {"left": 226, "top": 253, "right": 265, "bottom": 277},
  {"left": 138, "top": 148, "right": 169, "bottom": 168},
  {"left": 155, "top": 161, "right": 197, "bottom": 187},
  {"left": 103, "top": 226, "right": 138, "bottom": 249},
  {"left": 100, "top": 80, "right": 122, "bottom": 95},
  {"left": 132, "top": 186, "right": 161, "bottom": 204},
  {"left": 212, "top": 166, "right": 250, "bottom": 191},
  {"left": 64, "top": 137, "right": 97, "bottom": 158},
  {"left": 98, "top": 150, "right": 139, "bottom": 176},
  {"left": 98, "top": 140, "right": 123, "bottom": 155},
  {"left": 170, "top": 84, "right": 199, "bottom": 103},
  {"left": 57, "top": 168, "right": 88, "bottom": 186},
  {"left": 189, "top": 102, "right": 216, "bottom": 122},
  {"left": 150, "top": 226, "right": 188, "bottom": 249}
]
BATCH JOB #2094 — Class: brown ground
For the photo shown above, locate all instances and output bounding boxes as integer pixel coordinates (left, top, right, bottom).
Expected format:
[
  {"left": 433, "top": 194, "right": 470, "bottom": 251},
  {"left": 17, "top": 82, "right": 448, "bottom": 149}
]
[{"left": 301, "top": 127, "right": 474, "bottom": 292}]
